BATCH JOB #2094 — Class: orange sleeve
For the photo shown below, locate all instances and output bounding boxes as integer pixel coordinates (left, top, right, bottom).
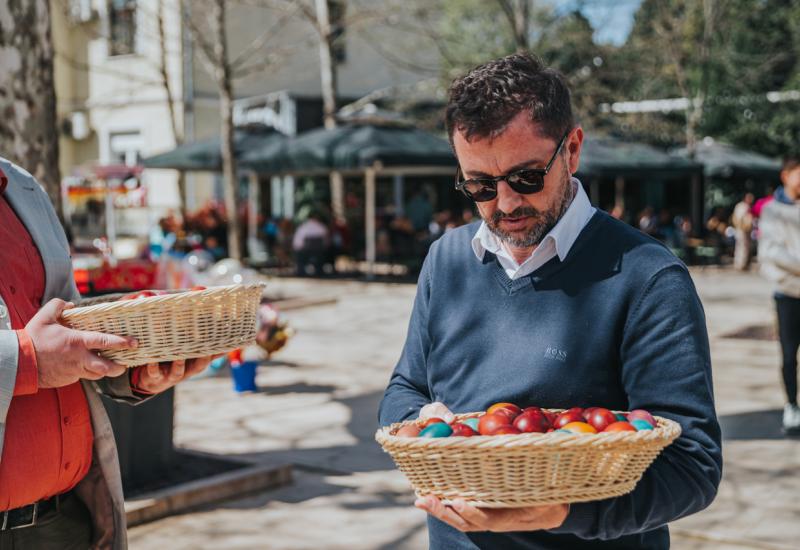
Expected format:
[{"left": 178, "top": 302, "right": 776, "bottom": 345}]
[{"left": 13, "top": 329, "right": 39, "bottom": 396}]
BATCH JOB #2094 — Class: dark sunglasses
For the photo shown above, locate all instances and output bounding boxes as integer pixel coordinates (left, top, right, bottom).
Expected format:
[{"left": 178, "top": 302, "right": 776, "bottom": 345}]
[{"left": 454, "top": 131, "right": 569, "bottom": 202}]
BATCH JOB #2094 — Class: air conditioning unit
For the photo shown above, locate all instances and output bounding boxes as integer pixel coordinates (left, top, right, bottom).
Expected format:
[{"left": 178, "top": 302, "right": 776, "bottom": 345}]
[
  {"left": 69, "top": 0, "right": 97, "bottom": 24},
  {"left": 61, "top": 112, "right": 92, "bottom": 141}
]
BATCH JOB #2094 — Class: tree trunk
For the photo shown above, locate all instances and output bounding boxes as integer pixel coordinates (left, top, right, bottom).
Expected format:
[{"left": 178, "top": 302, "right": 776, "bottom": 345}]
[
  {"left": 157, "top": 0, "right": 187, "bottom": 210},
  {"left": 315, "top": 0, "right": 338, "bottom": 130},
  {"left": 0, "top": 0, "right": 61, "bottom": 211},
  {"left": 513, "top": 0, "right": 530, "bottom": 52},
  {"left": 213, "top": 0, "right": 241, "bottom": 261}
]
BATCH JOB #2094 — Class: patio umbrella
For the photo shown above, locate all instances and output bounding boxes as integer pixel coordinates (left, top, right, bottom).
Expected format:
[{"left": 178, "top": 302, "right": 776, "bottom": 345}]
[
  {"left": 142, "top": 126, "right": 287, "bottom": 172},
  {"left": 672, "top": 138, "right": 781, "bottom": 180},
  {"left": 241, "top": 122, "right": 456, "bottom": 275}
]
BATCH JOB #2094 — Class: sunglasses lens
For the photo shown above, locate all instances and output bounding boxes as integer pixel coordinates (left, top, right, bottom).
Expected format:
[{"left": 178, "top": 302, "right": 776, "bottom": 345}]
[
  {"left": 507, "top": 171, "right": 545, "bottom": 194},
  {"left": 463, "top": 180, "right": 496, "bottom": 202}
]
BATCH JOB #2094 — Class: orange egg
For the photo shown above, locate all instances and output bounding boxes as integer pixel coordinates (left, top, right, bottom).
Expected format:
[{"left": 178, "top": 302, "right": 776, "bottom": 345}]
[
  {"left": 486, "top": 402, "right": 522, "bottom": 418},
  {"left": 561, "top": 421, "right": 598, "bottom": 434}
]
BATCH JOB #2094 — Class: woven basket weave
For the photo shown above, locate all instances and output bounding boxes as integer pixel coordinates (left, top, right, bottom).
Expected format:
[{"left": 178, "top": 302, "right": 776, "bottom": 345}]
[
  {"left": 61, "top": 284, "right": 265, "bottom": 366},
  {"left": 375, "top": 411, "right": 681, "bottom": 508}
]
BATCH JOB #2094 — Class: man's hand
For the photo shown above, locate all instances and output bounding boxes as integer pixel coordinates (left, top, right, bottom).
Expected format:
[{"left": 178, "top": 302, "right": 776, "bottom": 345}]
[
  {"left": 133, "top": 356, "right": 218, "bottom": 394},
  {"left": 415, "top": 496, "right": 569, "bottom": 532},
  {"left": 419, "top": 402, "right": 455, "bottom": 424},
  {"left": 26, "top": 299, "right": 135, "bottom": 389}
]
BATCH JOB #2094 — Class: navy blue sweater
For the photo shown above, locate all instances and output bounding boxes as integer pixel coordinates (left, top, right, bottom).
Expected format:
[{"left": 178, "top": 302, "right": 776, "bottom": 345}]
[{"left": 378, "top": 212, "right": 722, "bottom": 549}]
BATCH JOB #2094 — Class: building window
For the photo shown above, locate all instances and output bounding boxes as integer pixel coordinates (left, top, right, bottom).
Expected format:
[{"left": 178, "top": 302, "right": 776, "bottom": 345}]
[
  {"left": 108, "top": 0, "right": 137, "bottom": 56},
  {"left": 109, "top": 131, "right": 143, "bottom": 166},
  {"left": 329, "top": 0, "right": 346, "bottom": 63}
]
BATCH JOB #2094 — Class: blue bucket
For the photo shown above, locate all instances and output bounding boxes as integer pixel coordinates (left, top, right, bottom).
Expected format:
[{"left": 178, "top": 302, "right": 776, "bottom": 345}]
[{"left": 231, "top": 361, "right": 258, "bottom": 392}]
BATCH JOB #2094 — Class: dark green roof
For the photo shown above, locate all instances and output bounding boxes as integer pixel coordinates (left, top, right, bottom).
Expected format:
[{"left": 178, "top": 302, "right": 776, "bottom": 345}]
[
  {"left": 577, "top": 136, "right": 702, "bottom": 179},
  {"left": 672, "top": 140, "right": 781, "bottom": 180},
  {"left": 240, "top": 123, "right": 455, "bottom": 173},
  {"left": 142, "top": 127, "right": 286, "bottom": 171}
]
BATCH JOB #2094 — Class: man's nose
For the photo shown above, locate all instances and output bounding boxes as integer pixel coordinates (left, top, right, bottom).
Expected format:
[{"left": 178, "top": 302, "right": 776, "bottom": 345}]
[{"left": 495, "top": 180, "right": 526, "bottom": 213}]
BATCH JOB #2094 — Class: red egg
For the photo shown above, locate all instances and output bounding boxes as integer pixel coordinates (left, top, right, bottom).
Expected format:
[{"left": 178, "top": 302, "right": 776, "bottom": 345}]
[
  {"left": 582, "top": 407, "right": 599, "bottom": 421},
  {"left": 478, "top": 413, "right": 512, "bottom": 435},
  {"left": 491, "top": 425, "right": 522, "bottom": 435},
  {"left": 522, "top": 406, "right": 544, "bottom": 415},
  {"left": 450, "top": 423, "right": 479, "bottom": 437},
  {"left": 395, "top": 424, "right": 421, "bottom": 437},
  {"left": 603, "top": 421, "right": 637, "bottom": 432},
  {"left": 543, "top": 410, "right": 559, "bottom": 426},
  {"left": 513, "top": 410, "right": 550, "bottom": 433},
  {"left": 487, "top": 402, "right": 522, "bottom": 419},
  {"left": 561, "top": 421, "right": 597, "bottom": 434},
  {"left": 553, "top": 410, "right": 585, "bottom": 429},
  {"left": 628, "top": 409, "right": 657, "bottom": 426},
  {"left": 587, "top": 408, "right": 618, "bottom": 432},
  {"left": 421, "top": 417, "right": 447, "bottom": 428}
]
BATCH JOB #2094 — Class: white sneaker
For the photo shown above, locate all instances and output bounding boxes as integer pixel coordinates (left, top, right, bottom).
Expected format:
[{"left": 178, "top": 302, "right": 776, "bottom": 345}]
[{"left": 782, "top": 404, "right": 800, "bottom": 432}]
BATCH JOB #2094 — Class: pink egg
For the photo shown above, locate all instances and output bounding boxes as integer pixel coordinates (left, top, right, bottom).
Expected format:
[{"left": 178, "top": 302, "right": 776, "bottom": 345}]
[{"left": 628, "top": 409, "right": 656, "bottom": 426}]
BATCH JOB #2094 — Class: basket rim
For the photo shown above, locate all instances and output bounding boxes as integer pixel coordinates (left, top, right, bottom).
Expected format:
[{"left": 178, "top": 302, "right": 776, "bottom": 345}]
[
  {"left": 375, "top": 410, "right": 682, "bottom": 449},
  {"left": 61, "top": 283, "right": 266, "bottom": 319}
]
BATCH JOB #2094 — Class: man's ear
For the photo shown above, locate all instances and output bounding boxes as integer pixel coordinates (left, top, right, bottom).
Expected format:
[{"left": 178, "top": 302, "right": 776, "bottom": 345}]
[{"left": 566, "top": 127, "right": 584, "bottom": 175}]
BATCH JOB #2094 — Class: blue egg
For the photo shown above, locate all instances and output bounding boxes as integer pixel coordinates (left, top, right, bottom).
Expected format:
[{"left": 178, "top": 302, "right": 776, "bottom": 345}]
[
  {"left": 461, "top": 418, "right": 480, "bottom": 432},
  {"left": 419, "top": 423, "right": 453, "bottom": 438},
  {"left": 615, "top": 413, "right": 628, "bottom": 422},
  {"left": 631, "top": 419, "right": 654, "bottom": 431}
]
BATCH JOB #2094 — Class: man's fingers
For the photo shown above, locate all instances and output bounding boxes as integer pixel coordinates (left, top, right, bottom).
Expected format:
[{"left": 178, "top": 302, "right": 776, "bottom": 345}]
[
  {"left": 451, "top": 500, "right": 493, "bottom": 530},
  {"left": 168, "top": 360, "right": 185, "bottom": 380},
  {"left": 38, "top": 298, "right": 70, "bottom": 321},
  {"left": 146, "top": 363, "right": 163, "bottom": 380},
  {"left": 77, "top": 330, "right": 138, "bottom": 351},
  {"left": 82, "top": 352, "right": 127, "bottom": 378},
  {"left": 415, "top": 496, "right": 477, "bottom": 532},
  {"left": 184, "top": 357, "right": 210, "bottom": 377}
]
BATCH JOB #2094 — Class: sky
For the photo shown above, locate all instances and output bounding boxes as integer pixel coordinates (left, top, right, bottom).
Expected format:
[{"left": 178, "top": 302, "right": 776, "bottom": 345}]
[{"left": 552, "top": 0, "right": 644, "bottom": 46}]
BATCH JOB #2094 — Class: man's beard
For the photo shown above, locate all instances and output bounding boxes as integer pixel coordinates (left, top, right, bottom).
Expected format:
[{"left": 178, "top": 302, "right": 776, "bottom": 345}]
[{"left": 483, "top": 174, "right": 575, "bottom": 248}]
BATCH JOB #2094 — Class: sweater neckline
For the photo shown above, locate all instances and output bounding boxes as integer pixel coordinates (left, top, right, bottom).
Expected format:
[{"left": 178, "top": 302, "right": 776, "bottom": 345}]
[{"left": 484, "top": 211, "right": 607, "bottom": 294}]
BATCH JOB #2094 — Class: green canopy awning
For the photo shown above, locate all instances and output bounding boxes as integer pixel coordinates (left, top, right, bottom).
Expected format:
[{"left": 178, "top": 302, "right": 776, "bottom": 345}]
[
  {"left": 672, "top": 139, "right": 781, "bottom": 180},
  {"left": 142, "top": 127, "right": 287, "bottom": 172},
  {"left": 577, "top": 136, "right": 702, "bottom": 179},
  {"left": 240, "top": 123, "right": 455, "bottom": 173}
]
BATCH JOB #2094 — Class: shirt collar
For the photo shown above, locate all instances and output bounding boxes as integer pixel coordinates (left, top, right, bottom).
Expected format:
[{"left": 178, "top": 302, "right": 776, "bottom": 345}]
[{"left": 471, "top": 177, "right": 594, "bottom": 263}]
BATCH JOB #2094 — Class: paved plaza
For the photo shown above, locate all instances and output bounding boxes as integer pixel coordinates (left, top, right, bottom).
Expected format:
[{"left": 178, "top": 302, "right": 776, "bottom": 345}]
[{"left": 128, "top": 268, "right": 800, "bottom": 550}]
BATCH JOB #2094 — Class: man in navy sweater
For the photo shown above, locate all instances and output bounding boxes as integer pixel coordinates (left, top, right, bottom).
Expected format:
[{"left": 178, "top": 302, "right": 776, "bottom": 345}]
[{"left": 378, "top": 53, "right": 722, "bottom": 549}]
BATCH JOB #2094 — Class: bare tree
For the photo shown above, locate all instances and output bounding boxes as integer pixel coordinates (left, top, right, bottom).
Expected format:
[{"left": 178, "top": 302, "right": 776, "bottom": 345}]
[
  {"left": 0, "top": 0, "right": 61, "bottom": 210},
  {"left": 183, "top": 0, "right": 300, "bottom": 260},
  {"left": 496, "top": 0, "right": 532, "bottom": 52}
]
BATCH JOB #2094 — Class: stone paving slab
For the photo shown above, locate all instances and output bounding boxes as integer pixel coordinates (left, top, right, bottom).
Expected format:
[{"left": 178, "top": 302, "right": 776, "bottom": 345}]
[{"left": 128, "top": 268, "right": 800, "bottom": 549}]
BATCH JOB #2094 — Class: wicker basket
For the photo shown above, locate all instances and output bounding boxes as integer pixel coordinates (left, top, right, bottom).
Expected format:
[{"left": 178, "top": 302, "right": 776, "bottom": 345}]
[
  {"left": 375, "top": 411, "right": 681, "bottom": 508},
  {"left": 61, "top": 284, "right": 265, "bottom": 366}
]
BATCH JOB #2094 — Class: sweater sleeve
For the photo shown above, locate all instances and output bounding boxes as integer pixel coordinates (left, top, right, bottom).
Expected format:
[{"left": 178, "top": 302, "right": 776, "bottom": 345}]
[
  {"left": 378, "top": 250, "right": 434, "bottom": 425},
  {"left": 758, "top": 207, "right": 800, "bottom": 276},
  {"left": 550, "top": 264, "right": 722, "bottom": 540}
]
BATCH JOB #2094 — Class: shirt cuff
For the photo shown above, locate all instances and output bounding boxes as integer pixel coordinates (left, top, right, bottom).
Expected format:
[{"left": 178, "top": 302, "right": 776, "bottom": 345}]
[
  {"left": 548, "top": 502, "right": 594, "bottom": 536},
  {"left": 129, "top": 366, "right": 157, "bottom": 395},
  {"left": 13, "top": 330, "right": 39, "bottom": 396}
]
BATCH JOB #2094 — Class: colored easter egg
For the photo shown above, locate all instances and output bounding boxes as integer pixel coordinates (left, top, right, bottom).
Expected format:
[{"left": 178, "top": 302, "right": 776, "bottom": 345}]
[
  {"left": 395, "top": 424, "right": 421, "bottom": 437},
  {"left": 419, "top": 423, "right": 453, "bottom": 438},
  {"left": 603, "top": 421, "right": 637, "bottom": 432},
  {"left": 628, "top": 409, "right": 657, "bottom": 426},
  {"left": 450, "top": 423, "right": 479, "bottom": 437},
  {"left": 461, "top": 417, "right": 480, "bottom": 432},
  {"left": 630, "top": 419, "right": 654, "bottom": 431},
  {"left": 561, "top": 422, "right": 598, "bottom": 434}
]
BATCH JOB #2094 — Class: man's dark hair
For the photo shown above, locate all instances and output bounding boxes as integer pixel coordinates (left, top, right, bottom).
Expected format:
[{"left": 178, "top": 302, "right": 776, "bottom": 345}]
[
  {"left": 445, "top": 53, "right": 574, "bottom": 146},
  {"left": 783, "top": 155, "right": 800, "bottom": 172}
]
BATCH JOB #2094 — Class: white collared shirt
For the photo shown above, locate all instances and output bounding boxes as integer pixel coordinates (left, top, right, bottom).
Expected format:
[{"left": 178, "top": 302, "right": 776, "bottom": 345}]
[{"left": 471, "top": 178, "right": 596, "bottom": 279}]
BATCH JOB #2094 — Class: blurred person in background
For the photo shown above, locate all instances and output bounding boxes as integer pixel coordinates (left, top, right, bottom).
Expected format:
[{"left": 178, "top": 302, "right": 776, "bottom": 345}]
[
  {"left": 731, "top": 193, "right": 755, "bottom": 270},
  {"left": 0, "top": 158, "right": 216, "bottom": 549},
  {"left": 758, "top": 156, "right": 800, "bottom": 433},
  {"left": 292, "top": 211, "right": 331, "bottom": 276}
]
